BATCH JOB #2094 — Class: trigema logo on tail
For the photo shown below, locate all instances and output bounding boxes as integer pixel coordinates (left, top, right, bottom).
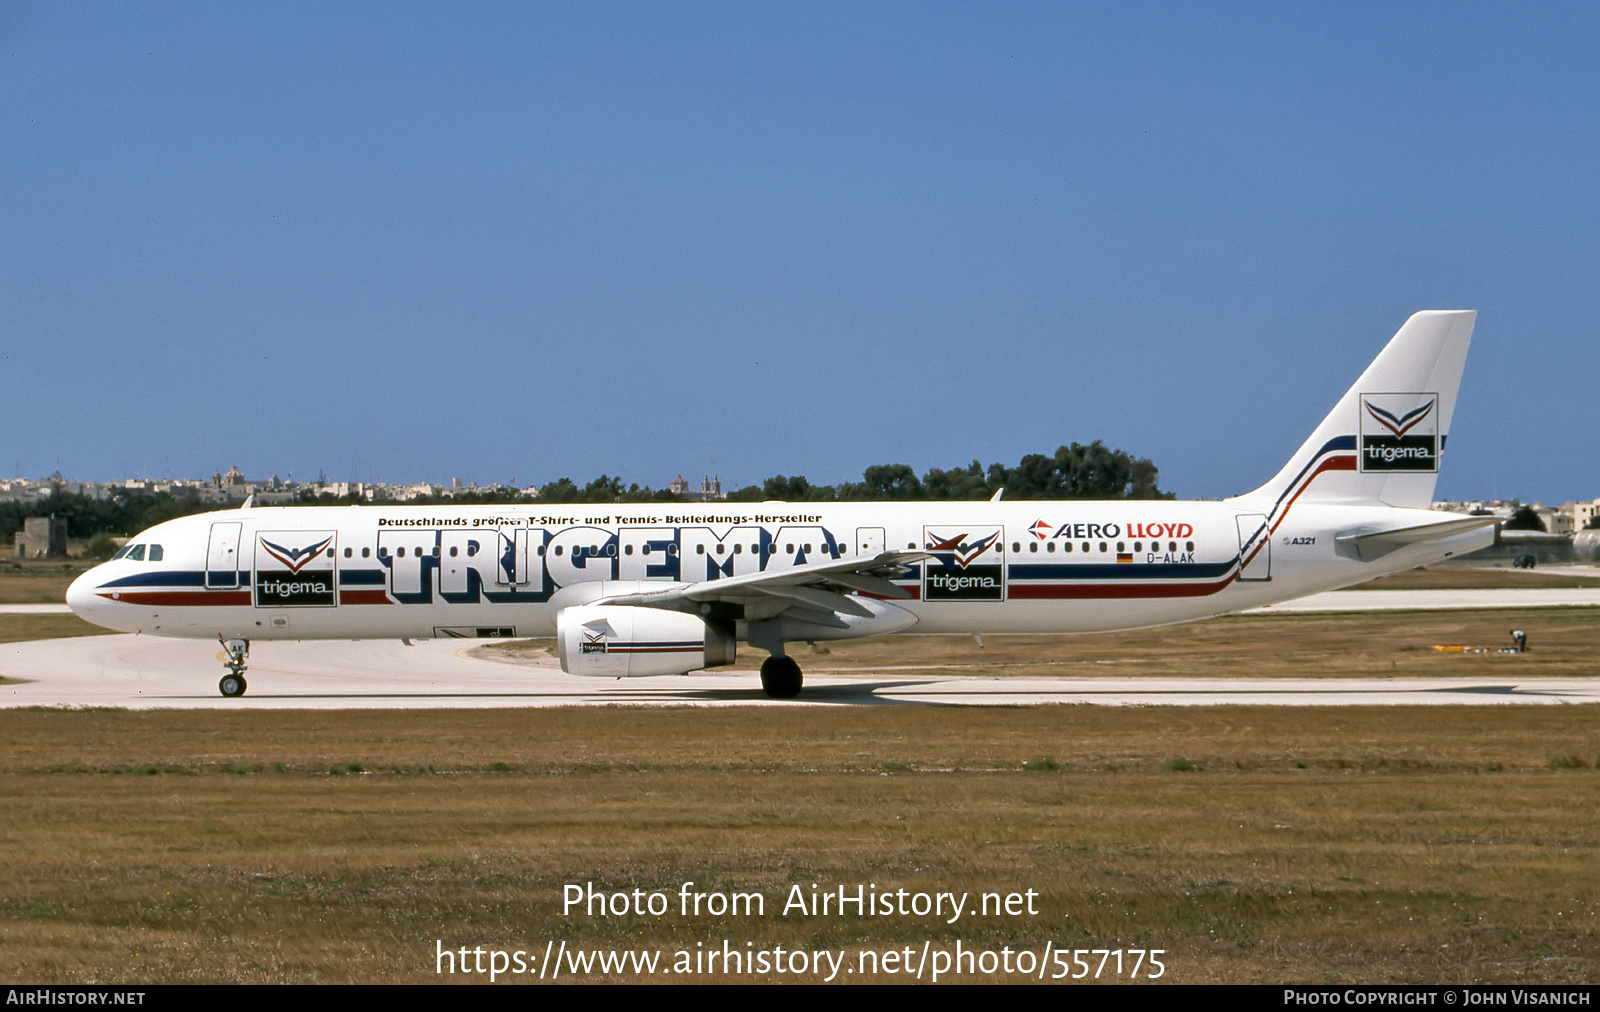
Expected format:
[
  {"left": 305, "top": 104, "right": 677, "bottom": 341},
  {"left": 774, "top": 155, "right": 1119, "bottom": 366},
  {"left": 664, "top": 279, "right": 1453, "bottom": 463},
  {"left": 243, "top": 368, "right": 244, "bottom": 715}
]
[
  {"left": 923, "top": 527, "right": 1005, "bottom": 601},
  {"left": 254, "top": 532, "right": 336, "bottom": 607},
  {"left": 1359, "top": 393, "right": 1438, "bottom": 473}
]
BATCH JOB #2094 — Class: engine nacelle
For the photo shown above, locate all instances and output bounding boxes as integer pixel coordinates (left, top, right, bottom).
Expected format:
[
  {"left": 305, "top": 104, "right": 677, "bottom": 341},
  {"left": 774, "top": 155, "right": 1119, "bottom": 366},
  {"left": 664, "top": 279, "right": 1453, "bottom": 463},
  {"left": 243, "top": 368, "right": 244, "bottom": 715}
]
[{"left": 557, "top": 605, "right": 736, "bottom": 677}]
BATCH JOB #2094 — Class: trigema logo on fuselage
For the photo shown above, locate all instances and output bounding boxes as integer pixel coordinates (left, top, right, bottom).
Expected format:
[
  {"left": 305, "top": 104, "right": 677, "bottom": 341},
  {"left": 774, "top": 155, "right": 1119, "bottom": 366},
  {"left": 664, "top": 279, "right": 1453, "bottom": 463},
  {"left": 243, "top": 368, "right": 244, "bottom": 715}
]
[
  {"left": 255, "top": 532, "right": 337, "bottom": 607},
  {"left": 1359, "top": 393, "right": 1438, "bottom": 473},
  {"left": 923, "top": 526, "right": 1005, "bottom": 601}
]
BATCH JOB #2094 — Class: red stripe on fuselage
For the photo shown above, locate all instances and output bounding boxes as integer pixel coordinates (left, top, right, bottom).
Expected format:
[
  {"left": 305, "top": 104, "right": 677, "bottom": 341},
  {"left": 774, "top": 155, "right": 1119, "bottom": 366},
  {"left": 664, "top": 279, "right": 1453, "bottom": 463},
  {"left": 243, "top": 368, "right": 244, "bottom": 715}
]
[
  {"left": 97, "top": 591, "right": 252, "bottom": 607},
  {"left": 339, "top": 590, "right": 391, "bottom": 604},
  {"left": 1269, "top": 454, "right": 1355, "bottom": 535}
]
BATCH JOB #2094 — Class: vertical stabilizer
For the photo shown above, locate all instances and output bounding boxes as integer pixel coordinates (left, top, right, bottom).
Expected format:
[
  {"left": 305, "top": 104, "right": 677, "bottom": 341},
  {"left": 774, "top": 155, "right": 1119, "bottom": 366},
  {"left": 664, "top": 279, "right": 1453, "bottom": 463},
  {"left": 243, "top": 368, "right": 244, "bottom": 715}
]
[{"left": 1233, "top": 310, "right": 1475, "bottom": 510}]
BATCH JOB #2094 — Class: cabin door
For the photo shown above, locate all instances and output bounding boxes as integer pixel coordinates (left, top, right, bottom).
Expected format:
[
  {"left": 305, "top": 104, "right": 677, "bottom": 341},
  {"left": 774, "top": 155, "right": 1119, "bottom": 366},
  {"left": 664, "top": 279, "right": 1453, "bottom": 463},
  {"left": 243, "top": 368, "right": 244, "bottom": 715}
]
[
  {"left": 205, "top": 522, "right": 243, "bottom": 589},
  {"left": 1235, "top": 514, "right": 1271, "bottom": 581}
]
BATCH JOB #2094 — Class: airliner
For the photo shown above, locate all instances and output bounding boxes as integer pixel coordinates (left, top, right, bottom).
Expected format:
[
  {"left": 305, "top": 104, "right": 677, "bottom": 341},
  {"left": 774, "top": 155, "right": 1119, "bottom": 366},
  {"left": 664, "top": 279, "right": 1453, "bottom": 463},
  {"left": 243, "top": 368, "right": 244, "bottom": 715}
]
[{"left": 68, "top": 311, "right": 1494, "bottom": 699}]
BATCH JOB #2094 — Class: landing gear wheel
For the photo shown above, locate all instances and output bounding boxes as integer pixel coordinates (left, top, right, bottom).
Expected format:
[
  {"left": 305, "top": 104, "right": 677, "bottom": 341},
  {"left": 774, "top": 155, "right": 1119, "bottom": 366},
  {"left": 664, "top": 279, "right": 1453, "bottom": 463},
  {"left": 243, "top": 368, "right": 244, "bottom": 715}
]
[
  {"left": 759, "top": 656, "right": 803, "bottom": 699},
  {"left": 217, "top": 637, "right": 250, "bottom": 697}
]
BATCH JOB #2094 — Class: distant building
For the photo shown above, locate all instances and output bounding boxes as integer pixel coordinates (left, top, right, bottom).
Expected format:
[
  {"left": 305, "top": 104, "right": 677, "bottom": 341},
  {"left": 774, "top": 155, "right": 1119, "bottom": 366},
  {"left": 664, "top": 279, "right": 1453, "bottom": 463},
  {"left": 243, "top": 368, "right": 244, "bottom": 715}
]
[
  {"left": 19, "top": 516, "right": 67, "bottom": 559},
  {"left": 1560, "top": 499, "right": 1600, "bottom": 532},
  {"left": 669, "top": 474, "right": 725, "bottom": 503}
]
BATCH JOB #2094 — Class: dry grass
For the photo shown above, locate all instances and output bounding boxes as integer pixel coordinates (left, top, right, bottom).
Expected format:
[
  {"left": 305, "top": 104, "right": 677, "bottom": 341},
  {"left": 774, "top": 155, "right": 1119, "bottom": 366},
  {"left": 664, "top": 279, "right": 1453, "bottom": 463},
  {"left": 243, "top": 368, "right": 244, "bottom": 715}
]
[
  {"left": 0, "top": 561, "right": 92, "bottom": 605},
  {"left": 0, "top": 614, "right": 116, "bottom": 645},
  {"left": 491, "top": 606, "right": 1600, "bottom": 680},
  {"left": 1354, "top": 567, "right": 1600, "bottom": 590},
  {"left": 1, "top": 706, "right": 1595, "bottom": 984}
]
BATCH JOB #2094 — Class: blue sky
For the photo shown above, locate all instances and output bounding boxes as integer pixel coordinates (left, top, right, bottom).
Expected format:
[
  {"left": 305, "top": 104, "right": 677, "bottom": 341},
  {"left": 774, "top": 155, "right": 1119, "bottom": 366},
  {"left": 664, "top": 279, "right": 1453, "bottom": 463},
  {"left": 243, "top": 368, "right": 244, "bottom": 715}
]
[{"left": 3, "top": 3, "right": 1595, "bottom": 502}]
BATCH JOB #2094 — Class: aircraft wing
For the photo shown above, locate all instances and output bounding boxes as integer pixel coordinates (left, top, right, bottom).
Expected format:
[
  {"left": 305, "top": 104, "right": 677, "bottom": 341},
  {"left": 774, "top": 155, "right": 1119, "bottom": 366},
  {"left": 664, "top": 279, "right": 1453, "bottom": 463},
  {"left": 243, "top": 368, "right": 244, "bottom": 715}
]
[{"left": 594, "top": 551, "right": 928, "bottom": 626}]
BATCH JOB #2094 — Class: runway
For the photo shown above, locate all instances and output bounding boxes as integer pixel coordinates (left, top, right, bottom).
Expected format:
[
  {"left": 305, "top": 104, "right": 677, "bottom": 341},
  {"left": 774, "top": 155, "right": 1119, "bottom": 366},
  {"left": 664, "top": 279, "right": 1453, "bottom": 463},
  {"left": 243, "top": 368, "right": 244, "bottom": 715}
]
[{"left": 4, "top": 633, "right": 1598, "bottom": 709}]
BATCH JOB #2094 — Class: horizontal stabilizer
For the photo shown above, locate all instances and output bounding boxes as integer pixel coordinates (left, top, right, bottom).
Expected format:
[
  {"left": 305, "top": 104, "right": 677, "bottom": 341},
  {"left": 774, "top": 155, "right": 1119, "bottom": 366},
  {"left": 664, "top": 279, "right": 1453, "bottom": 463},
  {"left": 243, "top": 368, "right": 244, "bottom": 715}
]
[{"left": 1334, "top": 515, "right": 1498, "bottom": 560}]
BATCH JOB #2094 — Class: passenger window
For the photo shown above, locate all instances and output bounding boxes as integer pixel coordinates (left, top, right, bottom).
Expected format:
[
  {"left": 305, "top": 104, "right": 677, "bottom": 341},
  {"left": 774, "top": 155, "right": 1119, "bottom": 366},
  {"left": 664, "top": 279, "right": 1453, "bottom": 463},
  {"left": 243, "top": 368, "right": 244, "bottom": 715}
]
[
  {"left": 1047, "top": 541, "right": 1055, "bottom": 553},
  {"left": 607, "top": 544, "right": 616, "bottom": 556},
  {"left": 696, "top": 545, "right": 705, "bottom": 555},
  {"left": 363, "top": 547, "right": 371, "bottom": 558},
  {"left": 1117, "top": 542, "right": 1125, "bottom": 552},
  {"left": 1186, "top": 541, "right": 1195, "bottom": 552},
  {"left": 450, "top": 546, "right": 459, "bottom": 557},
  {"left": 398, "top": 547, "right": 406, "bottom": 557},
  {"left": 127, "top": 544, "right": 145, "bottom": 561},
  {"left": 624, "top": 545, "right": 633, "bottom": 555},
  {"left": 1028, "top": 542, "right": 1038, "bottom": 553},
  {"left": 344, "top": 548, "right": 353, "bottom": 558},
  {"left": 326, "top": 549, "right": 334, "bottom": 558},
  {"left": 1011, "top": 542, "right": 1020, "bottom": 553},
  {"left": 1082, "top": 542, "right": 1090, "bottom": 553},
  {"left": 537, "top": 546, "right": 546, "bottom": 556},
  {"left": 554, "top": 546, "right": 563, "bottom": 556},
  {"left": 378, "top": 547, "right": 388, "bottom": 558},
  {"left": 668, "top": 545, "right": 679, "bottom": 556},
  {"left": 1168, "top": 541, "right": 1176, "bottom": 552},
  {"left": 148, "top": 544, "right": 164, "bottom": 561},
  {"left": 1099, "top": 542, "right": 1107, "bottom": 552},
  {"left": 641, "top": 545, "right": 651, "bottom": 556}
]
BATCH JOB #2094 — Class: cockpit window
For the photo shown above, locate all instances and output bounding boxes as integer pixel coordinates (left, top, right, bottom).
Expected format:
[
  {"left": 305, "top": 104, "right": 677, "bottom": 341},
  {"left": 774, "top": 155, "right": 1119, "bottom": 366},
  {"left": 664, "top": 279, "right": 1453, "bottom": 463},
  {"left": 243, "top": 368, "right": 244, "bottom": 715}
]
[
  {"left": 126, "top": 544, "right": 146, "bottom": 561},
  {"left": 148, "top": 544, "right": 164, "bottom": 562},
  {"left": 111, "top": 544, "right": 131, "bottom": 560}
]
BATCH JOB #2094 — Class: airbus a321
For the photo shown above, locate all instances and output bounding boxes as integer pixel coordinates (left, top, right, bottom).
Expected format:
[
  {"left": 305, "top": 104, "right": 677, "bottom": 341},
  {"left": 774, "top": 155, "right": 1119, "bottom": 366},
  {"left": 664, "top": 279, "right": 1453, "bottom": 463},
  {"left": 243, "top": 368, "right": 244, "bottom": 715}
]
[{"left": 68, "top": 311, "right": 1493, "bottom": 699}]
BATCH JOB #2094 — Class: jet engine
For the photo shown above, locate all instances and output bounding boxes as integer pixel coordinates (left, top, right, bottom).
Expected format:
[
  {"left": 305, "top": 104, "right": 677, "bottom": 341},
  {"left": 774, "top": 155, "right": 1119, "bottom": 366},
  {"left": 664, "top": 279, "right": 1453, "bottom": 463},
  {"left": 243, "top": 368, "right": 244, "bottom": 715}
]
[{"left": 556, "top": 604, "right": 736, "bottom": 677}]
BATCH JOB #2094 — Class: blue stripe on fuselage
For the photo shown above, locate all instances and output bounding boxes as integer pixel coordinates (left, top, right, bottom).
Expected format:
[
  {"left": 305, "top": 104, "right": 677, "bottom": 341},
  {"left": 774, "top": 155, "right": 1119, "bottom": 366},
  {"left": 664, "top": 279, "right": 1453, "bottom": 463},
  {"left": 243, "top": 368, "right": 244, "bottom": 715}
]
[{"left": 1007, "top": 560, "right": 1235, "bottom": 581}]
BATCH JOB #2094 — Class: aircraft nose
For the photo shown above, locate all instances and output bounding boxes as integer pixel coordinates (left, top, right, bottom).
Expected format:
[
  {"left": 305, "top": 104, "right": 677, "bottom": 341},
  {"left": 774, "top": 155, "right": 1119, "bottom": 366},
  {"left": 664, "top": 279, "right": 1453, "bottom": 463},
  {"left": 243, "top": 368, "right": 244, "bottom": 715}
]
[{"left": 66, "top": 567, "right": 106, "bottom": 623}]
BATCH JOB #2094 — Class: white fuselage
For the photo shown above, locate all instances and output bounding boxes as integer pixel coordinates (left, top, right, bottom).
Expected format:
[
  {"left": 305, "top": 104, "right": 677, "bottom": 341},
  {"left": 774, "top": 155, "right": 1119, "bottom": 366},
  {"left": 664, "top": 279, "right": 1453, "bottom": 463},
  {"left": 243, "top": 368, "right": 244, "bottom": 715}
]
[{"left": 66, "top": 497, "right": 1492, "bottom": 643}]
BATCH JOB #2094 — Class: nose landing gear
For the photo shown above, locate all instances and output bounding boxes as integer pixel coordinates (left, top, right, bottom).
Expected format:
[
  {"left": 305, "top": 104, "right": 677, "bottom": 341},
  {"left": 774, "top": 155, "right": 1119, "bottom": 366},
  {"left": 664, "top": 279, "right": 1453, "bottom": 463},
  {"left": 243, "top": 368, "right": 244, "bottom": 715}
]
[{"left": 218, "top": 637, "right": 250, "bottom": 697}]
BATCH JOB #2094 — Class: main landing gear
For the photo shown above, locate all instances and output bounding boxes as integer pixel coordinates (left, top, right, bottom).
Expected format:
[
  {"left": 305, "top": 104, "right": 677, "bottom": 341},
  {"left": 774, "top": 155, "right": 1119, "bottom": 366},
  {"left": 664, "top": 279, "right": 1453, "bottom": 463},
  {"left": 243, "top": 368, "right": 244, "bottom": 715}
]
[
  {"left": 218, "top": 637, "right": 250, "bottom": 697},
  {"left": 759, "top": 655, "right": 802, "bottom": 699}
]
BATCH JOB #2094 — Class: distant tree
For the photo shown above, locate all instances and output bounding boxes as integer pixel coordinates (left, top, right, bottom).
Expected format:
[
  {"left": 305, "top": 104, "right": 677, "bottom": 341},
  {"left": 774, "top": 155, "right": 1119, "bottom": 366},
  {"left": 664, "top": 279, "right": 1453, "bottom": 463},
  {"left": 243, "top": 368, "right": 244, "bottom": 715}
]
[
  {"left": 728, "top": 441, "right": 1171, "bottom": 505},
  {"left": 922, "top": 461, "right": 993, "bottom": 500},
  {"left": 582, "top": 475, "right": 625, "bottom": 502},
  {"left": 534, "top": 478, "right": 580, "bottom": 504},
  {"left": 1586, "top": 514, "right": 1600, "bottom": 530},
  {"left": 523, "top": 475, "right": 681, "bottom": 505},
  {"left": 0, "top": 490, "right": 224, "bottom": 540},
  {"left": 1503, "top": 506, "right": 1547, "bottom": 532},
  {"left": 856, "top": 464, "right": 923, "bottom": 500},
  {"left": 762, "top": 475, "right": 812, "bottom": 501},
  {"left": 85, "top": 531, "right": 120, "bottom": 559},
  {"left": 980, "top": 442, "right": 1173, "bottom": 501}
]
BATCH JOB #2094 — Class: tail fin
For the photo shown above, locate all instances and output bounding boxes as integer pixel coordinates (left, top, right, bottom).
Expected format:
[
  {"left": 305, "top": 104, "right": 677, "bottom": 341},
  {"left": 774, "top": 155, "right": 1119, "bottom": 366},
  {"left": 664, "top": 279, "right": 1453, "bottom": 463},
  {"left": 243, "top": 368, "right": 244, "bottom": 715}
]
[{"left": 1235, "top": 310, "right": 1476, "bottom": 510}]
